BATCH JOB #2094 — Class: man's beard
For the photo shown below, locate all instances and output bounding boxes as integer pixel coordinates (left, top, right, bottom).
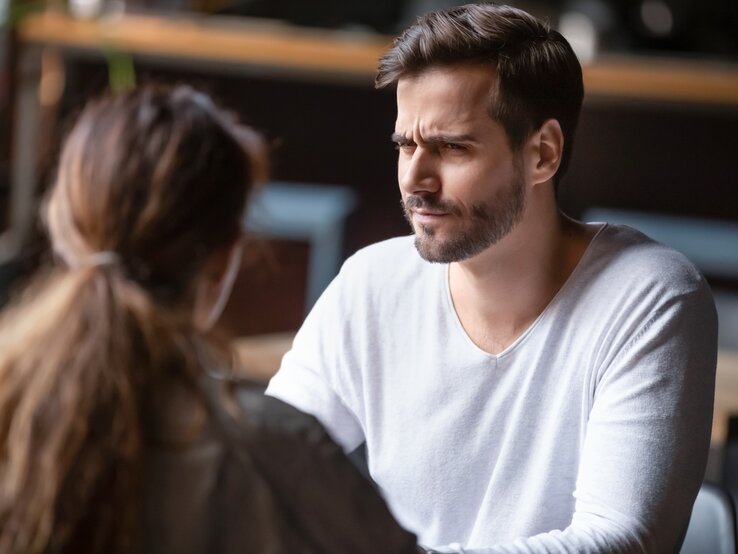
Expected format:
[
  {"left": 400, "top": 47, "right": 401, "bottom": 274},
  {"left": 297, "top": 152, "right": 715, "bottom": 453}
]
[{"left": 402, "top": 172, "right": 527, "bottom": 264}]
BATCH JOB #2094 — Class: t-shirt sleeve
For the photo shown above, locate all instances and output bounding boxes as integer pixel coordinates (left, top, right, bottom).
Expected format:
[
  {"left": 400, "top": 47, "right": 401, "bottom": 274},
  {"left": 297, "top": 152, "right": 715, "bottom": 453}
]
[
  {"left": 430, "top": 281, "right": 718, "bottom": 554},
  {"left": 266, "top": 263, "right": 366, "bottom": 453}
]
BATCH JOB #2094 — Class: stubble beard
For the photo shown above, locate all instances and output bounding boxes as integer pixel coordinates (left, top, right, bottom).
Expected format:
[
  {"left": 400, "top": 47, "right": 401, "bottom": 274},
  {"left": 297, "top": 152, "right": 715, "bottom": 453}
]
[{"left": 402, "top": 172, "right": 527, "bottom": 264}]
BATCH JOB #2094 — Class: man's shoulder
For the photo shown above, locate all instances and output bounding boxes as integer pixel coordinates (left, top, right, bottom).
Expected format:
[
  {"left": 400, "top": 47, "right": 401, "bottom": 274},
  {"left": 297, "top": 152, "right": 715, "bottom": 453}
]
[
  {"left": 309, "top": 234, "right": 440, "bottom": 324},
  {"left": 348, "top": 235, "right": 417, "bottom": 263},
  {"left": 589, "top": 223, "right": 708, "bottom": 295},
  {"left": 340, "top": 235, "right": 427, "bottom": 282}
]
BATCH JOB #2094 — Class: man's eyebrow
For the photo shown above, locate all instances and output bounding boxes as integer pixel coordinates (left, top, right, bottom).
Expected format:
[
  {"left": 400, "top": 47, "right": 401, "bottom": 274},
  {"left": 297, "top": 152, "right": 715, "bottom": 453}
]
[
  {"left": 391, "top": 133, "right": 412, "bottom": 144},
  {"left": 425, "top": 134, "right": 478, "bottom": 145},
  {"left": 390, "top": 132, "right": 477, "bottom": 144}
]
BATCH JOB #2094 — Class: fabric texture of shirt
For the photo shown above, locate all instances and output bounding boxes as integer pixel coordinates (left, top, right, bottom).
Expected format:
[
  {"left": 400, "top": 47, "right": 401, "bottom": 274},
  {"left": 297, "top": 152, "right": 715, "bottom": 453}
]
[{"left": 266, "top": 223, "right": 718, "bottom": 553}]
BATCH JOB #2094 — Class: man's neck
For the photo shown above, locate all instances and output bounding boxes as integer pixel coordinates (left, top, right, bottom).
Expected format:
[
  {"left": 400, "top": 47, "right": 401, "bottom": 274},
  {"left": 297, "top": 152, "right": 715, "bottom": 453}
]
[{"left": 448, "top": 196, "right": 594, "bottom": 355}]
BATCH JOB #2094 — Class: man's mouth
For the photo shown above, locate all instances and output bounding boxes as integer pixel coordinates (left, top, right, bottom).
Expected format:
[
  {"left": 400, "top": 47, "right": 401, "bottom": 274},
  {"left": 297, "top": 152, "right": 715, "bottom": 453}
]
[{"left": 411, "top": 209, "right": 449, "bottom": 224}]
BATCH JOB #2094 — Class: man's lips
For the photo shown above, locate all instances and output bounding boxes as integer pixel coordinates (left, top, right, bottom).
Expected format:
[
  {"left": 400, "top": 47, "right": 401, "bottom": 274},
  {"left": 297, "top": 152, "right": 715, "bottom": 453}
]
[{"left": 411, "top": 209, "right": 449, "bottom": 224}]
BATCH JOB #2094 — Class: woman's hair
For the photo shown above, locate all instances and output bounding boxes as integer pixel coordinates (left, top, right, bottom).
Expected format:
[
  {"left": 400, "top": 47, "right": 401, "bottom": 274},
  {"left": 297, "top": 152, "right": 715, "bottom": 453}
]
[
  {"left": 376, "top": 3, "right": 584, "bottom": 187},
  {"left": 0, "top": 85, "right": 265, "bottom": 552}
]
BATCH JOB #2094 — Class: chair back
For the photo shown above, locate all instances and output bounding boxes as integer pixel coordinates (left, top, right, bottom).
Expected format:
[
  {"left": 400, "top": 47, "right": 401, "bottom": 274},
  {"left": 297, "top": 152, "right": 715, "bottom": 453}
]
[{"left": 680, "top": 482, "right": 737, "bottom": 554}]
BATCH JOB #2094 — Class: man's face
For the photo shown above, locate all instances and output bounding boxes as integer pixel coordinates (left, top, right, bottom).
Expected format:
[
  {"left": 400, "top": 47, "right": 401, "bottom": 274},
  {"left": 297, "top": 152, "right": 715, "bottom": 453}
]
[{"left": 394, "top": 65, "right": 527, "bottom": 263}]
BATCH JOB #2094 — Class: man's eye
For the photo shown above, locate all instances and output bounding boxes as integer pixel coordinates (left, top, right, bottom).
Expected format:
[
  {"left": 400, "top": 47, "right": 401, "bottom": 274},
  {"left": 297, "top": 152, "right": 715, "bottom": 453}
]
[
  {"left": 394, "top": 143, "right": 415, "bottom": 153},
  {"left": 443, "top": 143, "right": 464, "bottom": 151}
]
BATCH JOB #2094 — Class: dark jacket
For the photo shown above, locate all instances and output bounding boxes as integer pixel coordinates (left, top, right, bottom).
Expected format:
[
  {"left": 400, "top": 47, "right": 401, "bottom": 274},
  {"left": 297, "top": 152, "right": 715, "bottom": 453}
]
[{"left": 141, "top": 372, "right": 418, "bottom": 553}]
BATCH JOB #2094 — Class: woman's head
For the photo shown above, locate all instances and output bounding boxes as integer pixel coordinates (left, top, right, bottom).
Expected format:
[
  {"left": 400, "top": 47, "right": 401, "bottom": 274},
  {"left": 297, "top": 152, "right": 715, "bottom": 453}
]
[
  {"left": 46, "top": 84, "right": 264, "bottom": 310},
  {"left": 0, "top": 85, "right": 266, "bottom": 553}
]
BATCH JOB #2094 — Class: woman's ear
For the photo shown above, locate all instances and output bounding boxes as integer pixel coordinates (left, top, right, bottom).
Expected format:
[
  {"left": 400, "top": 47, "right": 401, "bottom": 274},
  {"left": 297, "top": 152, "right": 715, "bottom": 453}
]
[
  {"left": 193, "top": 237, "right": 244, "bottom": 331},
  {"left": 528, "top": 118, "right": 563, "bottom": 186}
]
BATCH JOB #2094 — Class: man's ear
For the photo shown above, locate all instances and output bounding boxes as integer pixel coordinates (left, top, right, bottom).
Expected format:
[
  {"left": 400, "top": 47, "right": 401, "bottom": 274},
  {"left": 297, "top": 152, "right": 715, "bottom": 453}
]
[{"left": 528, "top": 118, "right": 563, "bottom": 186}]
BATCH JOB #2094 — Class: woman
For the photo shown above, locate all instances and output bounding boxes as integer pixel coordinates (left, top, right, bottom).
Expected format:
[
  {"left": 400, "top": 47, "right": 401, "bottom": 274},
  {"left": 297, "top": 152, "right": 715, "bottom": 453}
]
[{"left": 0, "top": 85, "right": 418, "bottom": 553}]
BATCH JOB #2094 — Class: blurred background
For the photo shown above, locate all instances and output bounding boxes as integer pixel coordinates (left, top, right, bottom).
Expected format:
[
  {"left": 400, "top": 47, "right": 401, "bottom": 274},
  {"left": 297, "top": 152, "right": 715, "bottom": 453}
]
[{"left": 0, "top": 0, "right": 736, "bottom": 450}]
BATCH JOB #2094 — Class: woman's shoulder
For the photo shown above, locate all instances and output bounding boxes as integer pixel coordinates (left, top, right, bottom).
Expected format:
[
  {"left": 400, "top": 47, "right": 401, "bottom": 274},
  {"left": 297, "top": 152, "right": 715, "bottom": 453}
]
[
  {"left": 201, "top": 372, "right": 343, "bottom": 471},
  {"left": 210, "top": 374, "right": 329, "bottom": 440},
  {"left": 203, "top": 372, "right": 420, "bottom": 554},
  {"left": 239, "top": 383, "right": 339, "bottom": 454}
]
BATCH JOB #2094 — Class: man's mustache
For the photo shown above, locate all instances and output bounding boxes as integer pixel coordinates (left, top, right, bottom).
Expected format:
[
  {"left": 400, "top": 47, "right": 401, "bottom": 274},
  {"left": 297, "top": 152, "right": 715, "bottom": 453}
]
[{"left": 403, "top": 195, "right": 461, "bottom": 216}]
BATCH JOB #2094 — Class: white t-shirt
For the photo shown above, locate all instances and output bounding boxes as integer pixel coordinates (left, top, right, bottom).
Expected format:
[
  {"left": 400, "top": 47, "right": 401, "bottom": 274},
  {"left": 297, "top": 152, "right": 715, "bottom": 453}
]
[{"left": 266, "top": 223, "right": 717, "bottom": 553}]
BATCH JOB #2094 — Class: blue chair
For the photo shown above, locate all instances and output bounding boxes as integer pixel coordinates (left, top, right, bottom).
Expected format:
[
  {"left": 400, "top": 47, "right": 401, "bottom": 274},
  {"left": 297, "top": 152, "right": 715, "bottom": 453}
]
[
  {"left": 680, "top": 482, "right": 737, "bottom": 554},
  {"left": 244, "top": 181, "right": 357, "bottom": 313}
]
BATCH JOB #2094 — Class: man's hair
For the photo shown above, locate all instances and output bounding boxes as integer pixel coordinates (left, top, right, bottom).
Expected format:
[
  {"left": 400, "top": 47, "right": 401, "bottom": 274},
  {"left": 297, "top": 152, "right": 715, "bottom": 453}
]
[{"left": 376, "top": 3, "right": 584, "bottom": 186}]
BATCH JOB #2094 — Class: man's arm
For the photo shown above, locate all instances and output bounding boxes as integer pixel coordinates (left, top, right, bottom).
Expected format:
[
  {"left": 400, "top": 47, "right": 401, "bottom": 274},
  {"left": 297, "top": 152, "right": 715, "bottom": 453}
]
[{"left": 266, "top": 261, "right": 366, "bottom": 453}]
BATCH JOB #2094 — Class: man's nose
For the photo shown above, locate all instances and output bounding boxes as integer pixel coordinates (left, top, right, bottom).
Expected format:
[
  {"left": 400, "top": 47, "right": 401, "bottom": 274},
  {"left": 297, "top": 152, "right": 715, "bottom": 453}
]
[{"left": 399, "top": 147, "right": 440, "bottom": 196}]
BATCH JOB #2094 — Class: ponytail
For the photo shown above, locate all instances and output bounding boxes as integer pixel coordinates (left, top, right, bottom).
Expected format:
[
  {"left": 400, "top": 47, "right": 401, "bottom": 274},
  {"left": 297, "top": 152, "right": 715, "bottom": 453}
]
[
  {"left": 0, "top": 264, "right": 202, "bottom": 553},
  {"left": 0, "top": 84, "right": 258, "bottom": 552}
]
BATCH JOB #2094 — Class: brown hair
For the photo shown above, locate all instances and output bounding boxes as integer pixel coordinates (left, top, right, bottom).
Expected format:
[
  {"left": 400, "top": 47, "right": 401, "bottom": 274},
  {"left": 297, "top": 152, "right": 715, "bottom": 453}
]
[
  {"left": 0, "top": 85, "right": 264, "bottom": 552},
  {"left": 376, "top": 3, "right": 584, "bottom": 187}
]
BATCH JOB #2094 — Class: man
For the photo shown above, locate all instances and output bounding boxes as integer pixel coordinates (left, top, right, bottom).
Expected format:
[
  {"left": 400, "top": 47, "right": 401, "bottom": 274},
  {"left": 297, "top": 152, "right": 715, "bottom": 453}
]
[{"left": 267, "top": 4, "right": 717, "bottom": 552}]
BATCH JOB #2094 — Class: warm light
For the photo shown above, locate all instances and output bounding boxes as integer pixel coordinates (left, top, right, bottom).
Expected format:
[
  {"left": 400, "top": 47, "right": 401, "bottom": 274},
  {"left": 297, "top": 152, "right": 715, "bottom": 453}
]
[
  {"left": 69, "top": 0, "right": 104, "bottom": 19},
  {"left": 559, "top": 12, "right": 598, "bottom": 63}
]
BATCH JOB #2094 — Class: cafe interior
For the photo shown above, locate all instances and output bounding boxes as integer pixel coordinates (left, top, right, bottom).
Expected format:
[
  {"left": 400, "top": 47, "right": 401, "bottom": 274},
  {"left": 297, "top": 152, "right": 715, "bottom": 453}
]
[{"left": 0, "top": 0, "right": 736, "bottom": 550}]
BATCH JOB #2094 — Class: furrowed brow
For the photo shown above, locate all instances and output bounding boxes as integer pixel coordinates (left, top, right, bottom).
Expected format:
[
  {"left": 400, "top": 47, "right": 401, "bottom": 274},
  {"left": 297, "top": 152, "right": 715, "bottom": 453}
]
[
  {"left": 391, "top": 132, "right": 478, "bottom": 146},
  {"left": 424, "top": 134, "right": 477, "bottom": 145}
]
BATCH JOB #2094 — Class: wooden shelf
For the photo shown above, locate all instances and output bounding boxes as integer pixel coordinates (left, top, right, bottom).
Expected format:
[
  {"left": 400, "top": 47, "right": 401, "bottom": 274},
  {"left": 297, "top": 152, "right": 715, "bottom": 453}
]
[
  {"left": 584, "top": 56, "right": 738, "bottom": 106},
  {"left": 18, "top": 10, "right": 391, "bottom": 83},
  {"left": 715, "top": 349, "right": 738, "bottom": 443},
  {"left": 232, "top": 332, "right": 295, "bottom": 383},
  {"left": 17, "top": 10, "right": 738, "bottom": 104}
]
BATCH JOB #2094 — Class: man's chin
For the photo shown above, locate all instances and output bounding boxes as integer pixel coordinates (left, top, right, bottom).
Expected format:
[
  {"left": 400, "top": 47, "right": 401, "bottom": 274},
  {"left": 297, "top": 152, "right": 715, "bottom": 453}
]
[
  {"left": 414, "top": 235, "right": 453, "bottom": 264},
  {"left": 413, "top": 231, "right": 495, "bottom": 264}
]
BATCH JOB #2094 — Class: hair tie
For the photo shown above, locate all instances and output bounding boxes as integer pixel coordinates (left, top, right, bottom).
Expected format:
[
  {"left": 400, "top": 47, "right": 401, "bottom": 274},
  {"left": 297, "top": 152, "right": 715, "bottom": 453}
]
[{"left": 71, "top": 251, "right": 122, "bottom": 269}]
